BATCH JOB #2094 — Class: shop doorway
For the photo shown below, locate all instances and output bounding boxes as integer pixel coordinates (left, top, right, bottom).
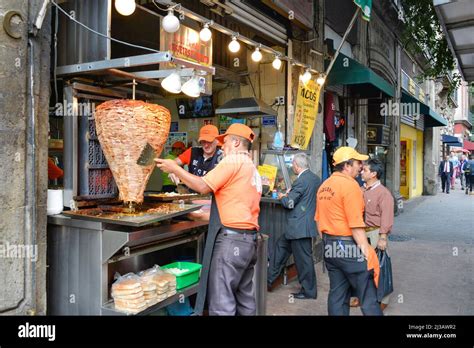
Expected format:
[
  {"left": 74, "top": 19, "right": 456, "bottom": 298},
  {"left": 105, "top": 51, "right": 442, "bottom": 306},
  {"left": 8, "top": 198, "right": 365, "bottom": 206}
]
[{"left": 400, "top": 139, "right": 411, "bottom": 199}]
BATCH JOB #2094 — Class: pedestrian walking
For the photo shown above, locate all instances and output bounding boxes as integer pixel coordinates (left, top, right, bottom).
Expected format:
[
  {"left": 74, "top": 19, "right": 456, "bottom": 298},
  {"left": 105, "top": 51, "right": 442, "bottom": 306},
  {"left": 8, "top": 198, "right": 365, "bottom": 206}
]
[
  {"left": 439, "top": 155, "right": 454, "bottom": 194},
  {"left": 156, "top": 123, "right": 262, "bottom": 315},
  {"left": 465, "top": 154, "right": 474, "bottom": 195},
  {"left": 460, "top": 155, "right": 468, "bottom": 191},
  {"left": 315, "top": 147, "right": 382, "bottom": 316},
  {"left": 361, "top": 159, "right": 394, "bottom": 311},
  {"left": 267, "top": 153, "right": 321, "bottom": 300},
  {"left": 449, "top": 152, "right": 460, "bottom": 190}
]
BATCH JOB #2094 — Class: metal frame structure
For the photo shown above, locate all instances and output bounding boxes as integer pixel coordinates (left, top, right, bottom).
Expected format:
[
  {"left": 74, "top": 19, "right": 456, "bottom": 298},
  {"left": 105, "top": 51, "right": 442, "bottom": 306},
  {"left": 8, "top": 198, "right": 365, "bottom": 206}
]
[
  {"left": 59, "top": 51, "right": 216, "bottom": 207},
  {"left": 56, "top": 52, "right": 216, "bottom": 78}
]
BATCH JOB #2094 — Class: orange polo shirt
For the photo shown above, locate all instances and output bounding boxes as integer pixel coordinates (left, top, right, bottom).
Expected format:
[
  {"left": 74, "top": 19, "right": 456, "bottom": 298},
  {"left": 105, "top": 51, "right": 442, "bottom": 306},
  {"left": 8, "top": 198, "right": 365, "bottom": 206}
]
[
  {"left": 203, "top": 153, "right": 262, "bottom": 230},
  {"left": 315, "top": 172, "right": 366, "bottom": 236}
]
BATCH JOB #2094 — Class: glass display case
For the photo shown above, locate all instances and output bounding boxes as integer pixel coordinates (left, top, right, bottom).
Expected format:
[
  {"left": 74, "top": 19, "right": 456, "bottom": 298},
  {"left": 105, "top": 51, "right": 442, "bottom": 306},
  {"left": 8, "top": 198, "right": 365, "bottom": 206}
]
[{"left": 259, "top": 150, "right": 311, "bottom": 197}]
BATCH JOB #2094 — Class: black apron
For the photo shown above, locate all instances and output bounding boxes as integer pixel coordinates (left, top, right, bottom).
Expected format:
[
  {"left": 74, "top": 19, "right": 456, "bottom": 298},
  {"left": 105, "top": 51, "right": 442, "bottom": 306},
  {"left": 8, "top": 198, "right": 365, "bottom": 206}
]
[{"left": 194, "top": 194, "right": 222, "bottom": 315}]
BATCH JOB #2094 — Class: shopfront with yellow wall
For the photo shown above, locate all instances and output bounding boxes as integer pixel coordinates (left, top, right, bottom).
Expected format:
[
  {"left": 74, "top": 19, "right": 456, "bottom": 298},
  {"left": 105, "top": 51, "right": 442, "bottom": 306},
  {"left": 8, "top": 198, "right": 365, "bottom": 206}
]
[{"left": 400, "top": 124, "right": 424, "bottom": 199}]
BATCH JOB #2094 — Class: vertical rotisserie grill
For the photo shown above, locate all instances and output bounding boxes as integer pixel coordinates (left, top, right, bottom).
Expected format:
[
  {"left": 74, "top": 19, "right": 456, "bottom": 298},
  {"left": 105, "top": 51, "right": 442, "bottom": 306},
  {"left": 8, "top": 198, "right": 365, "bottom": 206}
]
[{"left": 95, "top": 100, "right": 171, "bottom": 204}]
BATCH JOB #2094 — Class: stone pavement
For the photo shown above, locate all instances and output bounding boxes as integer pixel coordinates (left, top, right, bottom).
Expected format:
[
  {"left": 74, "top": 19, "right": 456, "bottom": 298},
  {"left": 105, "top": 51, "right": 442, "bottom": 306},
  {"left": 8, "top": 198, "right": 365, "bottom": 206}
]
[{"left": 266, "top": 181, "right": 474, "bottom": 315}]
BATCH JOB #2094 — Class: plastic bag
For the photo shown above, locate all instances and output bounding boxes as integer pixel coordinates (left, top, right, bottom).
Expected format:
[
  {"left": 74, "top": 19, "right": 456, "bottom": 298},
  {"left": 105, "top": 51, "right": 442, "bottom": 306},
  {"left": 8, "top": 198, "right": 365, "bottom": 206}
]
[
  {"left": 111, "top": 272, "right": 143, "bottom": 295},
  {"left": 111, "top": 272, "right": 147, "bottom": 314},
  {"left": 139, "top": 265, "right": 176, "bottom": 294},
  {"left": 376, "top": 249, "right": 394, "bottom": 301},
  {"left": 272, "top": 123, "right": 284, "bottom": 150}
]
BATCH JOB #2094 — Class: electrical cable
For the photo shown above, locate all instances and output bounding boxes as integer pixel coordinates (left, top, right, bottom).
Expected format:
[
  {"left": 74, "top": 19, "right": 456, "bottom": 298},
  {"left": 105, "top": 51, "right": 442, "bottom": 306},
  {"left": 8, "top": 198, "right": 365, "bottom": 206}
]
[
  {"left": 246, "top": 74, "right": 257, "bottom": 98},
  {"left": 152, "top": 1, "right": 181, "bottom": 14},
  {"left": 51, "top": 0, "right": 323, "bottom": 76},
  {"left": 152, "top": 0, "right": 169, "bottom": 12},
  {"left": 53, "top": 4, "right": 58, "bottom": 105},
  {"left": 50, "top": 0, "right": 160, "bottom": 53}
]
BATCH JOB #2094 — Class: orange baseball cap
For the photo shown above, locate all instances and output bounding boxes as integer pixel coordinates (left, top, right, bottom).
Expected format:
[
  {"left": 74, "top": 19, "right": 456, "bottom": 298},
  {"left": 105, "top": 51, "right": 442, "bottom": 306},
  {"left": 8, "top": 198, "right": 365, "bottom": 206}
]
[
  {"left": 215, "top": 123, "right": 255, "bottom": 143},
  {"left": 198, "top": 125, "right": 219, "bottom": 143},
  {"left": 333, "top": 146, "right": 369, "bottom": 165},
  {"left": 172, "top": 141, "right": 186, "bottom": 149}
]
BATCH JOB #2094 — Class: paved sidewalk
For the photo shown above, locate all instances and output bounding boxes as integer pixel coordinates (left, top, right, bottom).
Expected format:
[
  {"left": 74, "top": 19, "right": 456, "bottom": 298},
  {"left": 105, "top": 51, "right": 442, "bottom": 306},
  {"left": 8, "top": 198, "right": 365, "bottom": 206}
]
[{"left": 266, "top": 185, "right": 474, "bottom": 315}]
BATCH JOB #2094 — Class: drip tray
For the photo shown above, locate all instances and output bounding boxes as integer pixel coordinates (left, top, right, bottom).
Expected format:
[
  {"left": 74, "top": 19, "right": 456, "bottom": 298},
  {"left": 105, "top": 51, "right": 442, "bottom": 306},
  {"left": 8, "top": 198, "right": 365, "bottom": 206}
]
[{"left": 62, "top": 203, "right": 203, "bottom": 227}]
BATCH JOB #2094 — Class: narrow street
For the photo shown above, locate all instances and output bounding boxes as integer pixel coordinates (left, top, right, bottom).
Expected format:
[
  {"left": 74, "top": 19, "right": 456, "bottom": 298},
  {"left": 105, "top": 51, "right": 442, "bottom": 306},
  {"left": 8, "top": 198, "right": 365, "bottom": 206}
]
[{"left": 267, "top": 188, "right": 474, "bottom": 315}]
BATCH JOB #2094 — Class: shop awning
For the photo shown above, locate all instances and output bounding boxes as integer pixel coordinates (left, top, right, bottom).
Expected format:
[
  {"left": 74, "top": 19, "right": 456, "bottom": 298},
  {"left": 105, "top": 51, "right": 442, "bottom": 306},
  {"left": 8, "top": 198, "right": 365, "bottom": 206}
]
[
  {"left": 464, "top": 140, "right": 474, "bottom": 151},
  {"left": 327, "top": 53, "right": 395, "bottom": 98},
  {"left": 425, "top": 108, "right": 448, "bottom": 127},
  {"left": 401, "top": 92, "right": 448, "bottom": 127},
  {"left": 434, "top": 1, "right": 474, "bottom": 82},
  {"left": 442, "top": 134, "right": 463, "bottom": 147},
  {"left": 442, "top": 134, "right": 460, "bottom": 143}
]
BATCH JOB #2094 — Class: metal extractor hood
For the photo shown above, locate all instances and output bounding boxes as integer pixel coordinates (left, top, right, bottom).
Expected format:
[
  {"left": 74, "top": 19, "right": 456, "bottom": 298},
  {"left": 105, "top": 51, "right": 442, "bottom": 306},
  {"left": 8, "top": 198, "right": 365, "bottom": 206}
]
[{"left": 215, "top": 97, "right": 277, "bottom": 118}]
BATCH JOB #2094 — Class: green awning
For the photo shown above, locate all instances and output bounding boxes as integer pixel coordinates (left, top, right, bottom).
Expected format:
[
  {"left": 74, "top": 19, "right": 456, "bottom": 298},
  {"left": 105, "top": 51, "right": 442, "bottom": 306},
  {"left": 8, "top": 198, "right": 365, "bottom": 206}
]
[
  {"left": 401, "top": 91, "right": 447, "bottom": 127},
  {"left": 426, "top": 108, "right": 447, "bottom": 127},
  {"left": 327, "top": 53, "right": 395, "bottom": 97}
]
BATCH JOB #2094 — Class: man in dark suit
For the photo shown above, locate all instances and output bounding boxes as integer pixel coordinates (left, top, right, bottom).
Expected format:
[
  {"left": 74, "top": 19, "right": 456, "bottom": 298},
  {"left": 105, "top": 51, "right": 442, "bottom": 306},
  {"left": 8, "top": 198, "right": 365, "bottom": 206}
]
[
  {"left": 439, "top": 155, "right": 454, "bottom": 194},
  {"left": 267, "top": 153, "right": 321, "bottom": 299}
]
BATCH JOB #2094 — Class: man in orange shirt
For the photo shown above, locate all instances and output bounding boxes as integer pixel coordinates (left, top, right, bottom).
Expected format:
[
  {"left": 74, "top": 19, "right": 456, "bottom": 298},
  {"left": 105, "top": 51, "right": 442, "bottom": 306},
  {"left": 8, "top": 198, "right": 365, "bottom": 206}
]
[
  {"left": 175, "top": 124, "right": 222, "bottom": 177},
  {"left": 156, "top": 124, "right": 262, "bottom": 315},
  {"left": 315, "top": 147, "right": 382, "bottom": 316}
]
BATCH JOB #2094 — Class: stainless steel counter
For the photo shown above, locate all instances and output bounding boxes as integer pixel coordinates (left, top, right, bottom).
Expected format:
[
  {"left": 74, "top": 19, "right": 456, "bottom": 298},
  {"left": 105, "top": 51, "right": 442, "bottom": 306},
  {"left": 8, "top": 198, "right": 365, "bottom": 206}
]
[
  {"left": 47, "top": 214, "right": 207, "bottom": 315},
  {"left": 47, "top": 214, "right": 269, "bottom": 315}
]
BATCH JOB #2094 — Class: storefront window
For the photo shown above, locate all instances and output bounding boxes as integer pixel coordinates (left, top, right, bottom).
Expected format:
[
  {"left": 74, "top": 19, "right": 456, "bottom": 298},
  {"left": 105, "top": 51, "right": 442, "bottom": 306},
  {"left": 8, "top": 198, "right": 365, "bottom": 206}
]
[{"left": 261, "top": 153, "right": 288, "bottom": 194}]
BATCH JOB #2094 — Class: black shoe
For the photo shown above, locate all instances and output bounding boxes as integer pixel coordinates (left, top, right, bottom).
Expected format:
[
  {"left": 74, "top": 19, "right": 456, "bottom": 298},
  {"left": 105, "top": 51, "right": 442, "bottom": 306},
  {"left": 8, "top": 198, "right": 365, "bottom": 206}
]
[
  {"left": 291, "top": 292, "right": 316, "bottom": 300},
  {"left": 447, "top": 191, "right": 450, "bottom": 194}
]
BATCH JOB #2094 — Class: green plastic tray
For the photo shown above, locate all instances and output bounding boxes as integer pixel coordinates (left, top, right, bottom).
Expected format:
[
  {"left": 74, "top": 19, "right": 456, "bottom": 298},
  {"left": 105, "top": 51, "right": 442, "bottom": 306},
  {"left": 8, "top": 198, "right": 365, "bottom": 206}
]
[{"left": 161, "top": 262, "right": 202, "bottom": 290}]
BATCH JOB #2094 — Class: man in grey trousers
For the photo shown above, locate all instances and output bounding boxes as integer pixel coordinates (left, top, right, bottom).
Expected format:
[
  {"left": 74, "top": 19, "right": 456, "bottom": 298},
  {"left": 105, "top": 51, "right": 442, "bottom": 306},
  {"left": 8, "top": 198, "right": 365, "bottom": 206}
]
[{"left": 267, "top": 153, "right": 321, "bottom": 299}]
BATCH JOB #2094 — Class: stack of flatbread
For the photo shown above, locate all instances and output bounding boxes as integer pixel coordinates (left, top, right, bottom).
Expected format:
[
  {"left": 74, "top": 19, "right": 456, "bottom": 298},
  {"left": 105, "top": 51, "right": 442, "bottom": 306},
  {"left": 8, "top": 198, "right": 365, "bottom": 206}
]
[
  {"left": 140, "top": 272, "right": 177, "bottom": 301},
  {"left": 141, "top": 282, "right": 159, "bottom": 307},
  {"left": 111, "top": 278, "right": 147, "bottom": 314},
  {"left": 161, "top": 273, "right": 177, "bottom": 297},
  {"left": 152, "top": 276, "right": 170, "bottom": 302}
]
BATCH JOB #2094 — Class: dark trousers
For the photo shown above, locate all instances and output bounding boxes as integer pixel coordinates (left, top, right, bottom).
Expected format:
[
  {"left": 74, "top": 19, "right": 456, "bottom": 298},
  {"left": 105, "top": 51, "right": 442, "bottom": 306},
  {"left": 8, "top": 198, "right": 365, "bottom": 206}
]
[
  {"left": 207, "top": 230, "right": 258, "bottom": 315},
  {"left": 441, "top": 173, "right": 451, "bottom": 193},
  {"left": 323, "top": 237, "right": 382, "bottom": 316},
  {"left": 466, "top": 175, "right": 473, "bottom": 192},
  {"left": 268, "top": 235, "right": 317, "bottom": 298}
]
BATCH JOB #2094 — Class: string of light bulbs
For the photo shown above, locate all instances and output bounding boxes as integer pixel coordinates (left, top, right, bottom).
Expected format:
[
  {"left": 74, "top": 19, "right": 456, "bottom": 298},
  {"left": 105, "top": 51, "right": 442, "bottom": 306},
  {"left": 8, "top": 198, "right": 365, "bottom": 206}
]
[
  {"left": 117, "top": 0, "right": 326, "bottom": 86},
  {"left": 52, "top": 0, "right": 326, "bottom": 100}
]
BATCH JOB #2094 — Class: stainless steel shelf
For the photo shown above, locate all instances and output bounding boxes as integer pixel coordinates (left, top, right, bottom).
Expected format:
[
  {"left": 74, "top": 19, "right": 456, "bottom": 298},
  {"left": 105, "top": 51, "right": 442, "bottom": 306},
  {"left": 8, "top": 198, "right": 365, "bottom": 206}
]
[{"left": 101, "top": 283, "right": 199, "bottom": 316}]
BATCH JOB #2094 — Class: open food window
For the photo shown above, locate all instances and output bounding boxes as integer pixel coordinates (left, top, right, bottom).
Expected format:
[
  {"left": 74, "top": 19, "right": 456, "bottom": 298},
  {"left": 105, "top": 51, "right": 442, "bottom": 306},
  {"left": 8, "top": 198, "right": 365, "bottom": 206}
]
[{"left": 259, "top": 149, "right": 311, "bottom": 197}]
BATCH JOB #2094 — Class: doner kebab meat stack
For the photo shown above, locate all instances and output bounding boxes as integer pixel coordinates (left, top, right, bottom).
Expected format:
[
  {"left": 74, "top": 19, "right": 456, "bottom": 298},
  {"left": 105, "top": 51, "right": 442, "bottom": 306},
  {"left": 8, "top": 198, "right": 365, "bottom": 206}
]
[{"left": 95, "top": 100, "right": 171, "bottom": 204}]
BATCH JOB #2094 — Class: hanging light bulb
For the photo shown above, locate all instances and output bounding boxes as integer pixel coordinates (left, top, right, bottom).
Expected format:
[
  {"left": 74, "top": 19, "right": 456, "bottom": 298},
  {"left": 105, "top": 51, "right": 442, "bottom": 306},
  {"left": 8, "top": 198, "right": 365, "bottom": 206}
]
[
  {"left": 188, "top": 30, "right": 199, "bottom": 44},
  {"left": 182, "top": 75, "right": 202, "bottom": 98},
  {"left": 251, "top": 46, "right": 263, "bottom": 62},
  {"left": 301, "top": 69, "right": 312, "bottom": 84},
  {"left": 272, "top": 55, "right": 282, "bottom": 70},
  {"left": 162, "top": 9, "right": 180, "bottom": 33},
  {"left": 115, "top": 0, "right": 136, "bottom": 16},
  {"left": 199, "top": 23, "right": 212, "bottom": 42},
  {"left": 161, "top": 70, "right": 182, "bottom": 94},
  {"left": 228, "top": 36, "right": 240, "bottom": 53},
  {"left": 316, "top": 74, "right": 326, "bottom": 86}
]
